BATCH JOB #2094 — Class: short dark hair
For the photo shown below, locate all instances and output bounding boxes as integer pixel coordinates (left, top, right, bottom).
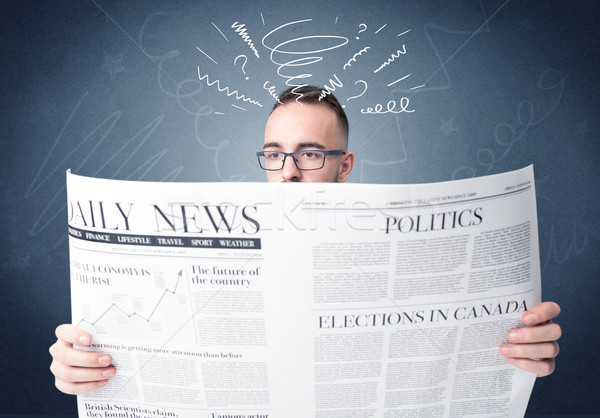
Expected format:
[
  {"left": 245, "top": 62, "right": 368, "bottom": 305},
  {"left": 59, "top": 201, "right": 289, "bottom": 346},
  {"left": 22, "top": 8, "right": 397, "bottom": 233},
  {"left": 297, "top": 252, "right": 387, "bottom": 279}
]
[{"left": 273, "top": 85, "right": 349, "bottom": 140}]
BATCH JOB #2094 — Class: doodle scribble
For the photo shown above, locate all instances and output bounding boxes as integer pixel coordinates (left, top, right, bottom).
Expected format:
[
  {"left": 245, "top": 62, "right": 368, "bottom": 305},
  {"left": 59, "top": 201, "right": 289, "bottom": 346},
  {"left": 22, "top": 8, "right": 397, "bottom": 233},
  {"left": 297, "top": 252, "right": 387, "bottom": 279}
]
[
  {"left": 27, "top": 92, "right": 175, "bottom": 240},
  {"left": 343, "top": 46, "right": 371, "bottom": 70},
  {"left": 197, "top": 67, "right": 263, "bottom": 107},
  {"left": 231, "top": 22, "right": 260, "bottom": 58},
  {"left": 319, "top": 74, "right": 343, "bottom": 100},
  {"left": 262, "top": 19, "right": 348, "bottom": 91},
  {"left": 343, "top": 80, "right": 368, "bottom": 108},
  {"left": 452, "top": 69, "right": 567, "bottom": 179},
  {"left": 234, "top": 54, "right": 249, "bottom": 80},
  {"left": 355, "top": 23, "right": 367, "bottom": 40},
  {"left": 290, "top": 85, "right": 307, "bottom": 102},
  {"left": 542, "top": 223, "right": 587, "bottom": 271},
  {"left": 361, "top": 98, "right": 414, "bottom": 114},
  {"left": 264, "top": 81, "right": 282, "bottom": 103},
  {"left": 373, "top": 45, "right": 407, "bottom": 73}
]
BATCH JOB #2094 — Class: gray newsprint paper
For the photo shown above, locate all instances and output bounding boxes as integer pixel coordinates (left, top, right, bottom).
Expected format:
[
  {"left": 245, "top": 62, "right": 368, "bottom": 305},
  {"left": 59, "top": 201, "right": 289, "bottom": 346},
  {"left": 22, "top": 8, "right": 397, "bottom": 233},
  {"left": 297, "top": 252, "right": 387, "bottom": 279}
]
[{"left": 67, "top": 165, "right": 540, "bottom": 418}]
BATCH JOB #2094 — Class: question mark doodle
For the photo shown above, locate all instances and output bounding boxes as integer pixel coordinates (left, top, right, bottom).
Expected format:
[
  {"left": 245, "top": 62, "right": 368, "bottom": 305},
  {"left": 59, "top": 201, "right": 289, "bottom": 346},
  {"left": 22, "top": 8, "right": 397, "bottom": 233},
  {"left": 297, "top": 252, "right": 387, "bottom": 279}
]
[
  {"left": 356, "top": 23, "right": 367, "bottom": 40},
  {"left": 343, "top": 80, "right": 368, "bottom": 108},
  {"left": 234, "top": 54, "right": 249, "bottom": 80}
]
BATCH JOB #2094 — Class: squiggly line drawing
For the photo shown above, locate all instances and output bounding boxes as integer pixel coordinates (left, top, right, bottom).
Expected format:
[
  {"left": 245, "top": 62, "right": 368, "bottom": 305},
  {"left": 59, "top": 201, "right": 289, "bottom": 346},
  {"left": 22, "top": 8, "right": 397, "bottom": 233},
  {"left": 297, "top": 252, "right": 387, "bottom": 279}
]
[
  {"left": 197, "top": 67, "right": 263, "bottom": 107},
  {"left": 344, "top": 80, "right": 368, "bottom": 107},
  {"left": 361, "top": 98, "right": 414, "bottom": 114},
  {"left": 452, "top": 70, "right": 568, "bottom": 179},
  {"left": 357, "top": 0, "right": 509, "bottom": 156},
  {"left": 319, "top": 74, "right": 343, "bottom": 100},
  {"left": 27, "top": 95, "right": 174, "bottom": 239},
  {"left": 262, "top": 19, "right": 348, "bottom": 91},
  {"left": 290, "top": 85, "right": 307, "bottom": 103},
  {"left": 343, "top": 46, "right": 371, "bottom": 70},
  {"left": 417, "top": 1, "right": 510, "bottom": 93},
  {"left": 138, "top": 12, "right": 169, "bottom": 60},
  {"left": 373, "top": 45, "right": 407, "bottom": 73},
  {"left": 263, "top": 81, "right": 282, "bottom": 103},
  {"left": 542, "top": 223, "right": 587, "bottom": 271},
  {"left": 231, "top": 22, "right": 260, "bottom": 58}
]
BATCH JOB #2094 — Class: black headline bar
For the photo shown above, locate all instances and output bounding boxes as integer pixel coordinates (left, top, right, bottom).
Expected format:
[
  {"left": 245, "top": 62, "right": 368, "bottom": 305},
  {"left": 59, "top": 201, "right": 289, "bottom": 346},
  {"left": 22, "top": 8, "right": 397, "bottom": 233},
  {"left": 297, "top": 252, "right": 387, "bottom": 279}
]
[{"left": 68, "top": 226, "right": 261, "bottom": 250}]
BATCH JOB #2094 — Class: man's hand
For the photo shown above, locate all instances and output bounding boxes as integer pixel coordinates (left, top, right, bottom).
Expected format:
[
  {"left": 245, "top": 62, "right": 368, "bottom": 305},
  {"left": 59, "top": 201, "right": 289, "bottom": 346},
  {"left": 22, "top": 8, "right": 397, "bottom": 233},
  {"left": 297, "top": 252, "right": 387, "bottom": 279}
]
[
  {"left": 500, "top": 301, "right": 561, "bottom": 377},
  {"left": 49, "top": 324, "right": 116, "bottom": 394}
]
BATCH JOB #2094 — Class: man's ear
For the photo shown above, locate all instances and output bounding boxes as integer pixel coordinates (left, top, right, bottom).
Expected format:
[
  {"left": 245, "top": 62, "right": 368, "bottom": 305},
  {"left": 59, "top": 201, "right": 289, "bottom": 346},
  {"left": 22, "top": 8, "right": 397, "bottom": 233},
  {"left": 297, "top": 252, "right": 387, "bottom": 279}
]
[{"left": 337, "top": 152, "right": 355, "bottom": 183}]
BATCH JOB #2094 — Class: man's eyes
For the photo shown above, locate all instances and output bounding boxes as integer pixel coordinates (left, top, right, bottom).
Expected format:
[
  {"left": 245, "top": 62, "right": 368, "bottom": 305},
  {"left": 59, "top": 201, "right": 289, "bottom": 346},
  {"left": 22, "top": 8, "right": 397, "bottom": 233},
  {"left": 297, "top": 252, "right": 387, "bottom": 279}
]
[
  {"left": 264, "top": 150, "right": 322, "bottom": 159},
  {"left": 298, "top": 151, "right": 322, "bottom": 159}
]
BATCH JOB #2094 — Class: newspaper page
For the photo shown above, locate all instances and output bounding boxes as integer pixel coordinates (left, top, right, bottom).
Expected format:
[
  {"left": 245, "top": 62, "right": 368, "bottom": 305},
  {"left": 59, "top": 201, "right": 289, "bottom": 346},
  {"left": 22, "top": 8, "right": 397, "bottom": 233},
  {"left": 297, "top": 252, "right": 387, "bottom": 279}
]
[{"left": 67, "top": 165, "right": 540, "bottom": 418}]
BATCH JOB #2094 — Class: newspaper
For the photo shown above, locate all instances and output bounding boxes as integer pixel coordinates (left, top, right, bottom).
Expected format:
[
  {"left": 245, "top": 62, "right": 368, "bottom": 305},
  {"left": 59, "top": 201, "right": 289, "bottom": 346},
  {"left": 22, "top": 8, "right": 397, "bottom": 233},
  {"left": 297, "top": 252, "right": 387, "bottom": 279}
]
[{"left": 67, "top": 165, "right": 540, "bottom": 418}]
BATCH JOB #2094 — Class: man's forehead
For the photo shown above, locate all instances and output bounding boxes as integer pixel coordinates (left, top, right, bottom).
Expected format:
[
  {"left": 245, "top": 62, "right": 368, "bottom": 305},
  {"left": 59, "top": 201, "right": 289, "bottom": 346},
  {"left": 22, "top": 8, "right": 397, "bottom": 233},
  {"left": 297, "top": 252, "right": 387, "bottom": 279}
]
[
  {"left": 263, "top": 140, "right": 327, "bottom": 150},
  {"left": 264, "top": 102, "right": 344, "bottom": 149}
]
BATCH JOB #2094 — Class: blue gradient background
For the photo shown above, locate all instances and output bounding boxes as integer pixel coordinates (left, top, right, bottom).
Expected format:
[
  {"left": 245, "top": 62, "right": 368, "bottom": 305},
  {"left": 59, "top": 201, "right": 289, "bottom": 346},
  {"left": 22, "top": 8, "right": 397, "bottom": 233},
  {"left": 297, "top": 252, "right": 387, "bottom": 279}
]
[{"left": 1, "top": 0, "right": 598, "bottom": 415}]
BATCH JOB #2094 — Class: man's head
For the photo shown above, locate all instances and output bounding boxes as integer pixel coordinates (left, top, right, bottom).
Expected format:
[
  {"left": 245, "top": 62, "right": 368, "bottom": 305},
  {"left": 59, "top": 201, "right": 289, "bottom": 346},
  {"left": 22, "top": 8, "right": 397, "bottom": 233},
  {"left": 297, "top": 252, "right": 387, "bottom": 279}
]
[{"left": 261, "top": 85, "right": 355, "bottom": 183}]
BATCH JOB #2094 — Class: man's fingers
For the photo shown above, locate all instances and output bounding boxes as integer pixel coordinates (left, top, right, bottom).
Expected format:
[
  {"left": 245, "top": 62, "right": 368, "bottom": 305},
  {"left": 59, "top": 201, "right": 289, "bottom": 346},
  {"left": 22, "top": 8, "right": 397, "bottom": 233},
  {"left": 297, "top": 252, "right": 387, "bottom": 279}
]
[
  {"left": 54, "top": 377, "right": 109, "bottom": 395},
  {"left": 49, "top": 340, "right": 112, "bottom": 368},
  {"left": 500, "top": 341, "right": 559, "bottom": 359},
  {"left": 522, "top": 301, "right": 561, "bottom": 325},
  {"left": 50, "top": 360, "right": 116, "bottom": 384},
  {"left": 505, "top": 357, "right": 556, "bottom": 377},
  {"left": 55, "top": 324, "right": 92, "bottom": 346},
  {"left": 508, "top": 322, "right": 562, "bottom": 344}
]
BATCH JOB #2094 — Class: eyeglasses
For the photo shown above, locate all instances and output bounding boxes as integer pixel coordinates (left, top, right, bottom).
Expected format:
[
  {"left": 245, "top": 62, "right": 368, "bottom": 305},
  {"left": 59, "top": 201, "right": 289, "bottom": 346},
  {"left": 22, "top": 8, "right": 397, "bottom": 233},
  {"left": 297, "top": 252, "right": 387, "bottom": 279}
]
[{"left": 256, "top": 150, "right": 345, "bottom": 171}]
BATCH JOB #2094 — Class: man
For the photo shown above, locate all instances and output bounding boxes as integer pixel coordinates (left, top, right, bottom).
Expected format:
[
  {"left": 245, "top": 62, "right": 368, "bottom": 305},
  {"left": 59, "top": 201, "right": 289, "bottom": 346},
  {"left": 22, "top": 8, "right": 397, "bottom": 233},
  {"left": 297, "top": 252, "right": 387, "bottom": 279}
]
[{"left": 49, "top": 85, "right": 561, "bottom": 395}]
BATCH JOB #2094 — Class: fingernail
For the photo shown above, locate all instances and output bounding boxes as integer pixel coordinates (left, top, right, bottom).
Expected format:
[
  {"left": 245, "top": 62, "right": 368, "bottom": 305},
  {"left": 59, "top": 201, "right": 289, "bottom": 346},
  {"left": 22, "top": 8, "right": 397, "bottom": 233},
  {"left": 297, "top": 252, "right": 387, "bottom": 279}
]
[
  {"left": 78, "top": 335, "right": 91, "bottom": 345},
  {"left": 102, "top": 369, "right": 116, "bottom": 378},
  {"left": 508, "top": 330, "right": 521, "bottom": 342},
  {"left": 500, "top": 346, "right": 513, "bottom": 356},
  {"left": 98, "top": 356, "right": 111, "bottom": 366},
  {"left": 97, "top": 380, "right": 109, "bottom": 388}
]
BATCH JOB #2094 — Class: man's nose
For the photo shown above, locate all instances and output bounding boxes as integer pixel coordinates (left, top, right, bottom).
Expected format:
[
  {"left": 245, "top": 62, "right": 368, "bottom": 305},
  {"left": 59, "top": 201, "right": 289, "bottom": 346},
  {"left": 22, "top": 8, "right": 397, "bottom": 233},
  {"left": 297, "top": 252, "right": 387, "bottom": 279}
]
[{"left": 281, "top": 155, "right": 302, "bottom": 181}]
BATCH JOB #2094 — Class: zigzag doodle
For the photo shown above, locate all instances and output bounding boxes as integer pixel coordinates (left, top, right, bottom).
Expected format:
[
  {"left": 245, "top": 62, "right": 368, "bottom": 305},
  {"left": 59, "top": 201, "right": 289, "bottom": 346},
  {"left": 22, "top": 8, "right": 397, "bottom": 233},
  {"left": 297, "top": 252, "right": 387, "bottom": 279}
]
[
  {"left": 198, "top": 68, "right": 263, "bottom": 107},
  {"left": 231, "top": 22, "right": 260, "bottom": 58},
  {"left": 373, "top": 45, "right": 407, "bottom": 73},
  {"left": 319, "top": 74, "right": 343, "bottom": 100}
]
